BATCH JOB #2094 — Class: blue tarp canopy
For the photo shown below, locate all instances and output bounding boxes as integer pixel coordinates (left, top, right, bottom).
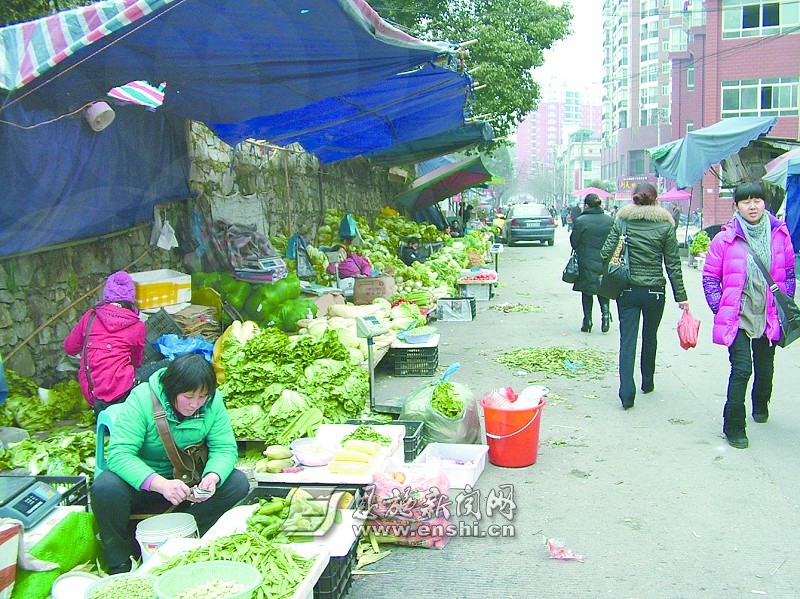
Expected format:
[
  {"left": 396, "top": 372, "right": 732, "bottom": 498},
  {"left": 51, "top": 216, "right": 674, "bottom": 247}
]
[
  {"left": 363, "top": 122, "right": 493, "bottom": 166},
  {"left": 1, "top": 0, "right": 454, "bottom": 125},
  {"left": 209, "top": 64, "right": 471, "bottom": 163},
  {"left": 647, "top": 117, "right": 778, "bottom": 188},
  {"left": 0, "top": 0, "right": 464, "bottom": 256}
]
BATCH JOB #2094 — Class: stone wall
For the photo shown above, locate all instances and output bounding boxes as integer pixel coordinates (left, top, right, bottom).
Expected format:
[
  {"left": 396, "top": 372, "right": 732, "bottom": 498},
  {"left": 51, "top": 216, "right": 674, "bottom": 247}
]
[{"left": 0, "top": 122, "right": 403, "bottom": 386}]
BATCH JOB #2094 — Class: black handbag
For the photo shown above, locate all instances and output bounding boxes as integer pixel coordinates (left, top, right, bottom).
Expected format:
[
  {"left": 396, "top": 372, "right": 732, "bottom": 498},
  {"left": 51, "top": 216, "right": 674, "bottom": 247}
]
[
  {"left": 738, "top": 241, "right": 800, "bottom": 347},
  {"left": 562, "top": 251, "right": 579, "bottom": 284},
  {"left": 598, "top": 219, "right": 631, "bottom": 300}
]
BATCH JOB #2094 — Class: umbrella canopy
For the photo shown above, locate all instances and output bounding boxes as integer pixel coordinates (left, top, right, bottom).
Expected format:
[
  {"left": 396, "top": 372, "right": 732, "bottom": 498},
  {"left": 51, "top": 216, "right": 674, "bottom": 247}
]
[
  {"left": 658, "top": 186, "right": 692, "bottom": 201},
  {"left": 570, "top": 186, "right": 613, "bottom": 199},
  {"left": 763, "top": 147, "right": 800, "bottom": 189},
  {"left": 647, "top": 117, "right": 777, "bottom": 188},
  {"left": 394, "top": 155, "right": 493, "bottom": 211}
]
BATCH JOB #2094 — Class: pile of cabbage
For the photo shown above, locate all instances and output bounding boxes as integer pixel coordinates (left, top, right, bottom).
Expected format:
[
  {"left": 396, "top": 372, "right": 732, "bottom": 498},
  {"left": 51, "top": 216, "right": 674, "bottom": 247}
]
[{"left": 218, "top": 325, "right": 369, "bottom": 443}]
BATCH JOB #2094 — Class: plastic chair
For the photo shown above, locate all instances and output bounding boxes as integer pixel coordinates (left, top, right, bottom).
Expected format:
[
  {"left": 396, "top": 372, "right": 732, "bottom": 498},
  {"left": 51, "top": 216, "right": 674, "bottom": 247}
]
[{"left": 94, "top": 403, "right": 125, "bottom": 478}]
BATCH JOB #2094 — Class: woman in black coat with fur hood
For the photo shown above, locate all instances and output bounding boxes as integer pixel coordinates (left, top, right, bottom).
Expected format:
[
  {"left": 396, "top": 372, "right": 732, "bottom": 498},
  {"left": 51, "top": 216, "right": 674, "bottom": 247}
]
[{"left": 570, "top": 194, "right": 614, "bottom": 333}]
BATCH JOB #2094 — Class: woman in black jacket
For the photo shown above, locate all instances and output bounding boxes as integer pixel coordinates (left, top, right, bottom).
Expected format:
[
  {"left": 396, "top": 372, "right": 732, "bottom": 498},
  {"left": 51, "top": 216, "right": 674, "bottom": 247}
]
[{"left": 570, "top": 194, "right": 614, "bottom": 333}]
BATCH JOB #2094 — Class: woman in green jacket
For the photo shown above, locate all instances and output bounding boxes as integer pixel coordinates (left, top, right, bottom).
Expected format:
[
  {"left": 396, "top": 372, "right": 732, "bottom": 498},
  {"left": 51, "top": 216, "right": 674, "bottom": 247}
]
[
  {"left": 601, "top": 183, "right": 689, "bottom": 410},
  {"left": 91, "top": 354, "right": 249, "bottom": 573}
]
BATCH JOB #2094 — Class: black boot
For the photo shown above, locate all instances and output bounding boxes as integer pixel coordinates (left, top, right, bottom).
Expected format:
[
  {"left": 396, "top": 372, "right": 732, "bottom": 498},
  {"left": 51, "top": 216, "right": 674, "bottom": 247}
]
[
  {"left": 723, "top": 403, "right": 749, "bottom": 448},
  {"left": 601, "top": 310, "right": 612, "bottom": 333},
  {"left": 581, "top": 316, "right": 592, "bottom": 333},
  {"left": 753, "top": 399, "right": 769, "bottom": 423}
]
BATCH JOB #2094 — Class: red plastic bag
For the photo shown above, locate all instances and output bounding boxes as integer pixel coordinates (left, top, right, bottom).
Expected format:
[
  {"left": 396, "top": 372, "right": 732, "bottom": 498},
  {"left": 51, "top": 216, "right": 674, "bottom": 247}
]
[{"left": 677, "top": 309, "right": 700, "bottom": 350}]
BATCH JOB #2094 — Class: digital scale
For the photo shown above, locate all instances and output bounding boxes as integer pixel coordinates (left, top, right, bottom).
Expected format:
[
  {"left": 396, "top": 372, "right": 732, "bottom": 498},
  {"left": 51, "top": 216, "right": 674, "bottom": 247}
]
[
  {"left": 489, "top": 243, "right": 504, "bottom": 273},
  {"left": 0, "top": 476, "right": 62, "bottom": 529},
  {"left": 355, "top": 315, "right": 389, "bottom": 412}
]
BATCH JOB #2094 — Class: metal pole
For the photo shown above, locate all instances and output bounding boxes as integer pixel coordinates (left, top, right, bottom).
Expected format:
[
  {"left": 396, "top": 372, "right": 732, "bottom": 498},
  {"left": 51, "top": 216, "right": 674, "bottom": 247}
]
[{"left": 367, "top": 338, "right": 376, "bottom": 413}]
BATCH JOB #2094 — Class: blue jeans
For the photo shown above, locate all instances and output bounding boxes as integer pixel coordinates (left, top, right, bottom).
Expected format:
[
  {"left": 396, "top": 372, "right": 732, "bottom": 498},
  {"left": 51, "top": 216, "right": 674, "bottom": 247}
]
[
  {"left": 724, "top": 329, "right": 775, "bottom": 433},
  {"left": 616, "top": 286, "right": 666, "bottom": 406}
]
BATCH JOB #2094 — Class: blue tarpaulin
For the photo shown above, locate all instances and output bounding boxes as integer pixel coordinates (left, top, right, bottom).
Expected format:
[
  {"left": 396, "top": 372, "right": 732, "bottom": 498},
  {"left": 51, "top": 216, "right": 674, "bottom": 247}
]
[
  {"left": 784, "top": 158, "right": 800, "bottom": 253},
  {"left": 0, "top": 0, "right": 462, "bottom": 255},
  {"left": 0, "top": 102, "right": 190, "bottom": 256},
  {"left": 647, "top": 117, "right": 777, "bottom": 188},
  {"left": 209, "top": 64, "right": 471, "bottom": 163}
]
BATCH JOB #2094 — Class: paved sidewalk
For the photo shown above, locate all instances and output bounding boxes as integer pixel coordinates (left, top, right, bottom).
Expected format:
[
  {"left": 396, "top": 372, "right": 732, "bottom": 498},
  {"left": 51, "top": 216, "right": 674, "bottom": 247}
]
[{"left": 352, "top": 226, "right": 800, "bottom": 599}]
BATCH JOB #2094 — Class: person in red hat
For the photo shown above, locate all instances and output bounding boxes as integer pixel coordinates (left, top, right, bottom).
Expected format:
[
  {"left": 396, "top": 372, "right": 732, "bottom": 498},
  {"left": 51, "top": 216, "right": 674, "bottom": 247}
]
[{"left": 64, "top": 271, "right": 146, "bottom": 414}]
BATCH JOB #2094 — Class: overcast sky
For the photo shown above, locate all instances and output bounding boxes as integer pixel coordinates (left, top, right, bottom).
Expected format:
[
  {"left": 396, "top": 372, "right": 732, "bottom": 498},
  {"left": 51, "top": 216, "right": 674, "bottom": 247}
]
[{"left": 533, "top": 0, "right": 604, "bottom": 103}]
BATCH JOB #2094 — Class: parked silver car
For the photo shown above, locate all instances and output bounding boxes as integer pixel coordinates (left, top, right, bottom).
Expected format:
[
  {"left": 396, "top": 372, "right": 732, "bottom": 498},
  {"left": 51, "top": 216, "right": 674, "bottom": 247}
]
[{"left": 501, "top": 203, "right": 556, "bottom": 246}]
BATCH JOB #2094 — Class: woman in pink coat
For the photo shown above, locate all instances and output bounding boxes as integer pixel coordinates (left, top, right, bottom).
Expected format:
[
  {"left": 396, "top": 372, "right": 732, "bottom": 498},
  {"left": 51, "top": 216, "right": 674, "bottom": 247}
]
[
  {"left": 326, "top": 245, "right": 372, "bottom": 278},
  {"left": 702, "top": 183, "right": 796, "bottom": 449},
  {"left": 64, "top": 271, "right": 146, "bottom": 414}
]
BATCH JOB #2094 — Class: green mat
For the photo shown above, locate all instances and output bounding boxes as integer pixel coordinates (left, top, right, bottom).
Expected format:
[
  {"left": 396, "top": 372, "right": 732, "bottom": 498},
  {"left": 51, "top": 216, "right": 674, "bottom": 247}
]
[{"left": 12, "top": 512, "right": 101, "bottom": 599}]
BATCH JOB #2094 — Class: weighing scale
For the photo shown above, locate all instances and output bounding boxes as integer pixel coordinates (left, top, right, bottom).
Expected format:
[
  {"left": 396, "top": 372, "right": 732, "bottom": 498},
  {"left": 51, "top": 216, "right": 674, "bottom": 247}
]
[
  {"left": 489, "top": 243, "right": 504, "bottom": 274},
  {"left": 0, "top": 477, "right": 62, "bottom": 529},
  {"left": 355, "top": 315, "right": 389, "bottom": 413}
]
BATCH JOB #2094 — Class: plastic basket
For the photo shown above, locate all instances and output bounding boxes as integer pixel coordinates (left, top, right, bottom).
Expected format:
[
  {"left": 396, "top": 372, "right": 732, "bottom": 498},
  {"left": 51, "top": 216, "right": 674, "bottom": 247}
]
[
  {"left": 142, "top": 309, "right": 183, "bottom": 364},
  {"left": 401, "top": 328, "right": 436, "bottom": 344},
  {"left": 35, "top": 475, "right": 89, "bottom": 509},
  {"left": 345, "top": 420, "right": 424, "bottom": 462},
  {"left": 314, "top": 534, "right": 358, "bottom": 599},
  {"left": 154, "top": 561, "right": 262, "bottom": 599},
  {"left": 391, "top": 345, "right": 438, "bottom": 377}
]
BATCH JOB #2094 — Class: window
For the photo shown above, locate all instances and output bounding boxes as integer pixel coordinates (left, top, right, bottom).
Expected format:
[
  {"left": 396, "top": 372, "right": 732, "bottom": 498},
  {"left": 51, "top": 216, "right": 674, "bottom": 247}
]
[
  {"left": 663, "top": 84, "right": 670, "bottom": 95},
  {"left": 686, "top": 120, "right": 694, "bottom": 133},
  {"left": 662, "top": 61, "right": 671, "bottom": 73},
  {"left": 721, "top": 77, "right": 799, "bottom": 117},
  {"left": 584, "top": 160, "right": 593, "bottom": 171},
  {"left": 687, "top": 62, "right": 695, "bottom": 90},
  {"left": 663, "top": 17, "right": 670, "bottom": 27},
  {"left": 722, "top": 1, "right": 795, "bottom": 39}
]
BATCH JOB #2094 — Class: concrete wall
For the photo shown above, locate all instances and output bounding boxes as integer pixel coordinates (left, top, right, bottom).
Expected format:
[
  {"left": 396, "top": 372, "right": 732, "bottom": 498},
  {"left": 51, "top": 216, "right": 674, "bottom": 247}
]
[{"left": 0, "top": 123, "right": 403, "bottom": 386}]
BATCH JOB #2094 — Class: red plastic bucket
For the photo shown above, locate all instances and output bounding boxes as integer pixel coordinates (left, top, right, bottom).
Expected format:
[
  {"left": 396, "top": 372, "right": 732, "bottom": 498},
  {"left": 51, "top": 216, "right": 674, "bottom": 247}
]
[{"left": 481, "top": 397, "right": 545, "bottom": 467}]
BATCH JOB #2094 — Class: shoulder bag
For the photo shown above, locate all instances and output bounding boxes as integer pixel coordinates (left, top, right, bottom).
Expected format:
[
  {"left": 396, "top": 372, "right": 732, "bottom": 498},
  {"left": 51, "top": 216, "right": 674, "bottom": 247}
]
[
  {"left": 737, "top": 240, "right": 800, "bottom": 347},
  {"left": 561, "top": 251, "right": 579, "bottom": 284},
  {"left": 598, "top": 219, "right": 631, "bottom": 300},
  {"left": 151, "top": 390, "right": 209, "bottom": 486}
]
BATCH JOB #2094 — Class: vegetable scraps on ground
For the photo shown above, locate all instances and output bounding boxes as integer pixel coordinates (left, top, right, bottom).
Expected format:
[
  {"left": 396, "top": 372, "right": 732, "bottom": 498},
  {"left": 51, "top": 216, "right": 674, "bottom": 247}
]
[
  {"left": 496, "top": 347, "right": 613, "bottom": 378},
  {"left": 488, "top": 303, "right": 543, "bottom": 313}
]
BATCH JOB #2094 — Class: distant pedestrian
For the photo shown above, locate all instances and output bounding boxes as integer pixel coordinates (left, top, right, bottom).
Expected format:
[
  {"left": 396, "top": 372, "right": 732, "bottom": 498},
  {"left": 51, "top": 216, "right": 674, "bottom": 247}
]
[
  {"left": 671, "top": 203, "right": 682, "bottom": 231},
  {"left": 570, "top": 194, "right": 614, "bottom": 333},
  {"left": 701, "top": 182, "right": 796, "bottom": 449},
  {"left": 569, "top": 203, "right": 582, "bottom": 232},
  {"left": 601, "top": 183, "right": 689, "bottom": 410},
  {"left": 560, "top": 206, "right": 569, "bottom": 227}
]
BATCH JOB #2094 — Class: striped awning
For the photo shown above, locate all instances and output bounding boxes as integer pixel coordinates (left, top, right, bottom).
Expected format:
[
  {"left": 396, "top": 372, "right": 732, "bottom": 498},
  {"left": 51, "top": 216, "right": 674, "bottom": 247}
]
[
  {"left": 107, "top": 79, "right": 165, "bottom": 109},
  {"left": 0, "top": 0, "right": 176, "bottom": 92}
]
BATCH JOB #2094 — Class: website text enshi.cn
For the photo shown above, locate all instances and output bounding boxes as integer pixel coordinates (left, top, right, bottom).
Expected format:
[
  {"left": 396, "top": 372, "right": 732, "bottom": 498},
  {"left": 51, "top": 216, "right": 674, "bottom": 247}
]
[{"left": 354, "top": 520, "right": 515, "bottom": 538}]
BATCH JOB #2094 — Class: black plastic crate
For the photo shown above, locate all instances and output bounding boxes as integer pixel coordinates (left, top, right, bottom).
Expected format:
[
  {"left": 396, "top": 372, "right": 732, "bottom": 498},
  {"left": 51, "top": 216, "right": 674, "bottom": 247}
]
[
  {"left": 314, "top": 533, "right": 358, "bottom": 599},
  {"left": 35, "top": 475, "right": 89, "bottom": 509},
  {"left": 345, "top": 419, "right": 424, "bottom": 462},
  {"left": 238, "top": 485, "right": 362, "bottom": 599},
  {"left": 142, "top": 308, "right": 183, "bottom": 364},
  {"left": 390, "top": 345, "right": 438, "bottom": 377},
  {"left": 135, "top": 358, "right": 172, "bottom": 384}
]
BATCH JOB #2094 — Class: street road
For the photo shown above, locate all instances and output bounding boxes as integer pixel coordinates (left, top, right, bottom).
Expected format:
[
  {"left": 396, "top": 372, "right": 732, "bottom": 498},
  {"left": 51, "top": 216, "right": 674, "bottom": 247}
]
[{"left": 351, "top": 224, "right": 800, "bottom": 599}]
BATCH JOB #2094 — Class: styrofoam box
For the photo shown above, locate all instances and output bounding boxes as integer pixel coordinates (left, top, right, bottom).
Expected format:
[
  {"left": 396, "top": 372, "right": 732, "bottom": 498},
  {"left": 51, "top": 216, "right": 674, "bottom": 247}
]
[
  {"left": 137, "top": 537, "right": 330, "bottom": 599},
  {"left": 414, "top": 443, "right": 489, "bottom": 489},
  {"left": 130, "top": 269, "right": 191, "bottom": 310},
  {"left": 459, "top": 283, "right": 491, "bottom": 301}
]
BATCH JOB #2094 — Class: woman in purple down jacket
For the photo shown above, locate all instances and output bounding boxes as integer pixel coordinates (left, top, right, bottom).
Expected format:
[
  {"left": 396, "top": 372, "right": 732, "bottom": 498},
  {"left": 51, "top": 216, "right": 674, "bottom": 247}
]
[{"left": 702, "top": 182, "right": 795, "bottom": 449}]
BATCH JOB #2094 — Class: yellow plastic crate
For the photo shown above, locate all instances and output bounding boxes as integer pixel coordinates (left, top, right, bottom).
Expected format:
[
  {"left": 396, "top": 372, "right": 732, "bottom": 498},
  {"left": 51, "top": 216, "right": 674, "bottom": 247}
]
[{"left": 130, "top": 269, "right": 191, "bottom": 310}]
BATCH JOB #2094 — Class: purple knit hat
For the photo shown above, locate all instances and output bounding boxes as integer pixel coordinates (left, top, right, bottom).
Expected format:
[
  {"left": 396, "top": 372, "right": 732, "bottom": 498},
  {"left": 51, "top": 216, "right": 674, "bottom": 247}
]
[{"left": 103, "top": 271, "right": 136, "bottom": 304}]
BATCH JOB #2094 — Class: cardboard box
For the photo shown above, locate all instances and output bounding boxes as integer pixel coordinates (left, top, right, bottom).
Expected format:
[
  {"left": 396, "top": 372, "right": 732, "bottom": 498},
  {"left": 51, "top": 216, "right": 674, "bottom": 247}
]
[
  {"left": 352, "top": 276, "right": 396, "bottom": 305},
  {"left": 130, "top": 269, "right": 191, "bottom": 310},
  {"left": 414, "top": 443, "right": 489, "bottom": 489}
]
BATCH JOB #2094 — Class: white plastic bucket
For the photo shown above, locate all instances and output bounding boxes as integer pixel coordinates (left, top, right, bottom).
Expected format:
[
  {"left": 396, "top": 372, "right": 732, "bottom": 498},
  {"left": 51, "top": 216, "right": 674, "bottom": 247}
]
[{"left": 135, "top": 513, "right": 198, "bottom": 562}]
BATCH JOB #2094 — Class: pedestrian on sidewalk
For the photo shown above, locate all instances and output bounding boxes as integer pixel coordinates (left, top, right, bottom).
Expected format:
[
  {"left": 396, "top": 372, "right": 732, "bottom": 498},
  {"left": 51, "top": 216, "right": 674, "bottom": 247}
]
[
  {"left": 570, "top": 194, "right": 614, "bottom": 333},
  {"left": 701, "top": 182, "right": 796, "bottom": 449},
  {"left": 601, "top": 183, "right": 689, "bottom": 410}
]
